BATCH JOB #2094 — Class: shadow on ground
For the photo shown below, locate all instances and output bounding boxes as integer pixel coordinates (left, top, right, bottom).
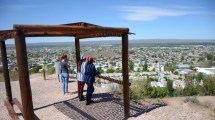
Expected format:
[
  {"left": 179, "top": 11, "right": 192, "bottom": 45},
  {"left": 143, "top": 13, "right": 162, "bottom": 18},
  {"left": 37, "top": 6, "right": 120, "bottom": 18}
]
[{"left": 33, "top": 93, "right": 165, "bottom": 120}]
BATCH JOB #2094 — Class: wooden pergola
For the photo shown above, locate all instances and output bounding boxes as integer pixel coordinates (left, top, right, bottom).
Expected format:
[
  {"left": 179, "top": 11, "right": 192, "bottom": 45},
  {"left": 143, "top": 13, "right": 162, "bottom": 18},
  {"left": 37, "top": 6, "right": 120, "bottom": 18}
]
[{"left": 0, "top": 22, "right": 131, "bottom": 120}]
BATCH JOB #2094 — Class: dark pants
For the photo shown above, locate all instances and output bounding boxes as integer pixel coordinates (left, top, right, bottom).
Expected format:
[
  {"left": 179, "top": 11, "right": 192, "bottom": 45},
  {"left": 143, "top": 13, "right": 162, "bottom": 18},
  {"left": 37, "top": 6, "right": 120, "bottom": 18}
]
[
  {"left": 78, "top": 81, "right": 85, "bottom": 99},
  {"left": 86, "top": 82, "right": 94, "bottom": 102}
]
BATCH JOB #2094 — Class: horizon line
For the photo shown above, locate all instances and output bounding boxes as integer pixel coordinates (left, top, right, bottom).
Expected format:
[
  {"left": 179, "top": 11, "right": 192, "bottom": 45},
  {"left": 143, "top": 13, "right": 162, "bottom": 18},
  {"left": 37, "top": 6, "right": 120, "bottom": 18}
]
[{"left": 5, "top": 38, "right": 215, "bottom": 45}]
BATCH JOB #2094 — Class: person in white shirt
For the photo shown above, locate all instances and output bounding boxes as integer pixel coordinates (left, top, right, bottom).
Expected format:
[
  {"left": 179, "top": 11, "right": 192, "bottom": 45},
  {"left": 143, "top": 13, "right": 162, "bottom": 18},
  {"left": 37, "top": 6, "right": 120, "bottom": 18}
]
[
  {"left": 77, "top": 55, "right": 87, "bottom": 101},
  {"left": 54, "top": 59, "right": 61, "bottom": 82}
]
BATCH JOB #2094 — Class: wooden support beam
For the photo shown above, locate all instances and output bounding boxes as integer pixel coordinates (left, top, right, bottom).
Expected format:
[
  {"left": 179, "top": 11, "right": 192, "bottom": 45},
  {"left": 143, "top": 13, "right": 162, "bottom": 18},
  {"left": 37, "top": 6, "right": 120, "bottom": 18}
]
[
  {"left": 75, "top": 38, "right": 80, "bottom": 92},
  {"left": 75, "top": 38, "right": 80, "bottom": 71},
  {"left": 0, "top": 30, "right": 17, "bottom": 41},
  {"left": 15, "top": 33, "right": 34, "bottom": 120},
  {"left": 5, "top": 100, "right": 20, "bottom": 120},
  {"left": 0, "top": 41, "right": 13, "bottom": 104},
  {"left": 122, "top": 33, "right": 130, "bottom": 118}
]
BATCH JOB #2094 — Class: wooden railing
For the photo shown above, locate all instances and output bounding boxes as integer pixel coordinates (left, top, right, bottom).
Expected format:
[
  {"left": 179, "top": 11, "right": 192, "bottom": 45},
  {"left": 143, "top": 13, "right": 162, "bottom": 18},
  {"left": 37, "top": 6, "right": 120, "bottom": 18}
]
[
  {"left": 96, "top": 75, "right": 131, "bottom": 86},
  {"left": 5, "top": 98, "right": 39, "bottom": 120}
]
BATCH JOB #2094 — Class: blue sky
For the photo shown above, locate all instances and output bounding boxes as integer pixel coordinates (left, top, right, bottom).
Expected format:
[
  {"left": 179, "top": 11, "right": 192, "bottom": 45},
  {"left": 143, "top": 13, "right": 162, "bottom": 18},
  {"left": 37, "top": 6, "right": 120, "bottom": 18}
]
[{"left": 0, "top": 0, "right": 215, "bottom": 43}]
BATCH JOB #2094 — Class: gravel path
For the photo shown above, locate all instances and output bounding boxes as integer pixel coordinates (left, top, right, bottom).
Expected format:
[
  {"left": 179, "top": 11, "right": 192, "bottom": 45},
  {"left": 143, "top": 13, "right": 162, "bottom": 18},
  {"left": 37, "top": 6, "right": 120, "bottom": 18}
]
[{"left": 0, "top": 73, "right": 214, "bottom": 120}]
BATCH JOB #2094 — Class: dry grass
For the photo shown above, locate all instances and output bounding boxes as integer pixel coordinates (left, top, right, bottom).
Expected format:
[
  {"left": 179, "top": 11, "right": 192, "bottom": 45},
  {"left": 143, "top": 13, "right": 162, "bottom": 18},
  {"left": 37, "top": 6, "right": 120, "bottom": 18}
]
[
  {"left": 183, "top": 96, "right": 215, "bottom": 117},
  {"left": 138, "top": 98, "right": 166, "bottom": 106},
  {"left": 199, "top": 98, "right": 215, "bottom": 117}
]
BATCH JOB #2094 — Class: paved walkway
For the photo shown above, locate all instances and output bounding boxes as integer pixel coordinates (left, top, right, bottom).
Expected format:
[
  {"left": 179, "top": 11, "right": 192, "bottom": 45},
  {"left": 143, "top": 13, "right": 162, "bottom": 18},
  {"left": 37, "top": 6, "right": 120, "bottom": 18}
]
[{"left": 0, "top": 74, "right": 162, "bottom": 120}]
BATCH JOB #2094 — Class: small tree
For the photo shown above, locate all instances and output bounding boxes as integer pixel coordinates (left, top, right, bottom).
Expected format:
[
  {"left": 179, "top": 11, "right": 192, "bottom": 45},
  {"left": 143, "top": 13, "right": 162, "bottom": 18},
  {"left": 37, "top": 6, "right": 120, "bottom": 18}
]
[
  {"left": 128, "top": 60, "right": 134, "bottom": 71},
  {"left": 196, "top": 72, "right": 204, "bottom": 82},
  {"left": 106, "top": 68, "right": 115, "bottom": 73},
  {"left": 115, "top": 69, "right": 122, "bottom": 73},
  {"left": 96, "top": 79, "right": 101, "bottom": 85},
  {"left": 183, "top": 84, "right": 197, "bottom": 96},
  {"left": 166, "top": 79, "right": 174, "bottom": 96},
  {"left": 143, "top": 61, "right": 148, "bottom": 71},
  {"left": 97, "top": 67, "right": 104, "bottom": 73},
  {"left": 203, "top": 76, "right": 215, "bottom": 95}
]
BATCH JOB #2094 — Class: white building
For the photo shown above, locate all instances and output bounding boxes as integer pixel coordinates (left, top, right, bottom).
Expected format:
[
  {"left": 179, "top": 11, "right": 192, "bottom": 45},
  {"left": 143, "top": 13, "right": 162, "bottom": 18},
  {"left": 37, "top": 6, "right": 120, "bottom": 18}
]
[{"left": 195, "top": 67, "right": 215, "bottom": 75}]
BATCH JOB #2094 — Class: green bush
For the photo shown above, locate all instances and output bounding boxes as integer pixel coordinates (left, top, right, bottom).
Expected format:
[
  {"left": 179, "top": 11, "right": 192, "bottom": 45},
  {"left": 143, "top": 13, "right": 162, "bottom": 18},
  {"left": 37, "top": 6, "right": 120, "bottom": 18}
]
[
  {"left": 150, "top": 87, "right": 157, "bottom": 98},
  {"left": 195, "top": 85, "right": 206, "bottom": 96},
  {"left": 203, "top": 76, "right": 215, "bottom": 95},
  {"left": 47, "top": 67, "right": 55, "bottom": 75},
  {"left": 167, "top": 79, "right": 174, "bottom": 96},
  {"left": 106, "top": 68, "right": 115, "bottom": 73},
  {"left": 155, "top": 87, "right": 168, "bottom": 98},
  {"left": 183, "top": 84, "right": 197, "bottom": 96},
  {"left": 31, "top": 65, "right": 42, "bottom": 74},
  {"left": 130, "top": 80, "right": 148, "bottom": 100},
  {"left": 96, "top": 79, "right": 101, "bottom": 84},
  {"left": 173, "top": 88, "right": 184, "bottom": 97},
  {"left": 97, "top": 67, "right": 104, "bottom": 73}
]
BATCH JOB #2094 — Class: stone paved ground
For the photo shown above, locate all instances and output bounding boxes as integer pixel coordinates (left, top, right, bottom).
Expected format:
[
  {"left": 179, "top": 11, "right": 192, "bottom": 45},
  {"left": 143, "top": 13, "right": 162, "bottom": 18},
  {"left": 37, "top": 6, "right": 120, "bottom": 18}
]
[{"left": 54, "top": 93, "right": 164, "bottom": 120}]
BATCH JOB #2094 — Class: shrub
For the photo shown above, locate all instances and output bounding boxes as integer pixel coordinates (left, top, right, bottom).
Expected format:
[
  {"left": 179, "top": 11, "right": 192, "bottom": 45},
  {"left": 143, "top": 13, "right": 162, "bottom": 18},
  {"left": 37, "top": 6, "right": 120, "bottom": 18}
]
[
  {"left": 47, "top": 67, "right": 55, "bottom": 75},
  {"left": 166, "top": 79, "right": 174, "bottom": 96},
  {"left": 106, "top": 68, "right": 115, "bottom": 73},
  {"left": 184, "top": 96, "right": 199, "bottom": 104},
  {"left": 172, "top": 88, "right": 184, "bottom": 97},
  {"left": 150, "top": 87, "right": 157, "bottom": 98},
  {"left": 96, "top": 79, "right": 101, "bottom": 84},
  {"left": 183, "top": 84, "right": 197, "bottom": 96},
  {"left": 203, "top": 76, "right": 215, "bottom": 95},
  {"left": 9, "top": 71, "right": 19, "bottom": 81},
  {"left": 130, "top": 80, "right": 148, "bottom": 100},
  {"left": 156, "top": 87, "right": 168, "bottom": 98},
  {"left": 195, "top": 85, "right": 206, "bottom": 96}
]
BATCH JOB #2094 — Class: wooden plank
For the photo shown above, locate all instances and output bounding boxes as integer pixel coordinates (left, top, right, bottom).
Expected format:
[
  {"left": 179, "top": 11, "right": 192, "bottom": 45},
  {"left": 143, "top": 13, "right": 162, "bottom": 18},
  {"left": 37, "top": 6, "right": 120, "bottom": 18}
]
[
  {"left": 62, "top": 22, "right": 102, "bottom": 27},
  {"left": 76, "top": 33, "right": 122, "bottom": 39},
  {"left": 122, "top": 33, "right": 130, "bottom": 118},
  {"left": 5, "top": 100, "right": 20, "bottom": 120},
  {"left": 0, "top": 41, "right": 13, "bottom": 104},
  {"left": 13, "top": 24, "right": 129, "bottom": 31},
  {"left": 14, "top": 32, "right": 34, "bottom": 120},
  {"left": 23, "top": 31, "right": 76, "bottom": 37},
  {"left": 13, "top": 24, "right": 129, "bottom": 37}
]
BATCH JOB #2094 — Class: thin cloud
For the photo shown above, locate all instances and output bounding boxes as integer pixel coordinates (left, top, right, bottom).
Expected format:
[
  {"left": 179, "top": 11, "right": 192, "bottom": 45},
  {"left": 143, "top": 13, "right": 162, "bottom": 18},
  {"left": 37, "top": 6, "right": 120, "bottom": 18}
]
[
  {"left": 117, "top": 6, "right": 202, "bottom": 21},
  {"left": 0, "top": 4, "right": 42, "bottom": 10}
]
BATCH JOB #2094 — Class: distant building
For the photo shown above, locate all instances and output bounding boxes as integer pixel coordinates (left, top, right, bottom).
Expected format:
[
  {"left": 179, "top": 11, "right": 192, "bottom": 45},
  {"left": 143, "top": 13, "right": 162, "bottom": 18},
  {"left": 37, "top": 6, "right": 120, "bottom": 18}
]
[
  {"left": 195, "top": 67, "right": 215, "bottom": 75},
  {"left": 150, "top": 81, "right": 166, "bottom": 87},
  {"left": 173, "top": 80, "right": 185, "bottom": 89},
  {"left": 178, "top": 64, "right": 190, "bottom": 69},
  {"left": 178, "top": 69, "right": 193, "bottom": 75}
]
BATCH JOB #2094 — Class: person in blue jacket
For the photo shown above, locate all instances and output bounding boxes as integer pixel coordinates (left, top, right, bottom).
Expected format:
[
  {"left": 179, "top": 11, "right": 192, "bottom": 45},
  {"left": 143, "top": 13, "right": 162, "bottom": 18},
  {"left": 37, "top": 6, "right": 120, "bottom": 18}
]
[{"left": 84, "top": 56, "right": 99, "bottom": 105}]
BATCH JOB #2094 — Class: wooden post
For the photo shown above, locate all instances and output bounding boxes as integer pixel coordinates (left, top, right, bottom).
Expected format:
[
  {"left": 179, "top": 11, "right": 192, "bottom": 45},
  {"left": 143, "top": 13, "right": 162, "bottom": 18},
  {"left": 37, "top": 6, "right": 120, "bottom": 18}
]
[
  {"left": 42, "top": 64, "right": 46, "bottom": 80},
  {"left": 15, "top": 33, "right": 34, "bottom": 120},
  {"left": 75, "top": 38, "right": 80, "bottom": 92},
  {"left": 75, "top": 38, "right": 80, "bottom": 71},
  {"left": 122, "top": 33, "right": 130, "bottom": 118},
  {"left": 0, "top": 41, "right": 13, "bottom": 104}
]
